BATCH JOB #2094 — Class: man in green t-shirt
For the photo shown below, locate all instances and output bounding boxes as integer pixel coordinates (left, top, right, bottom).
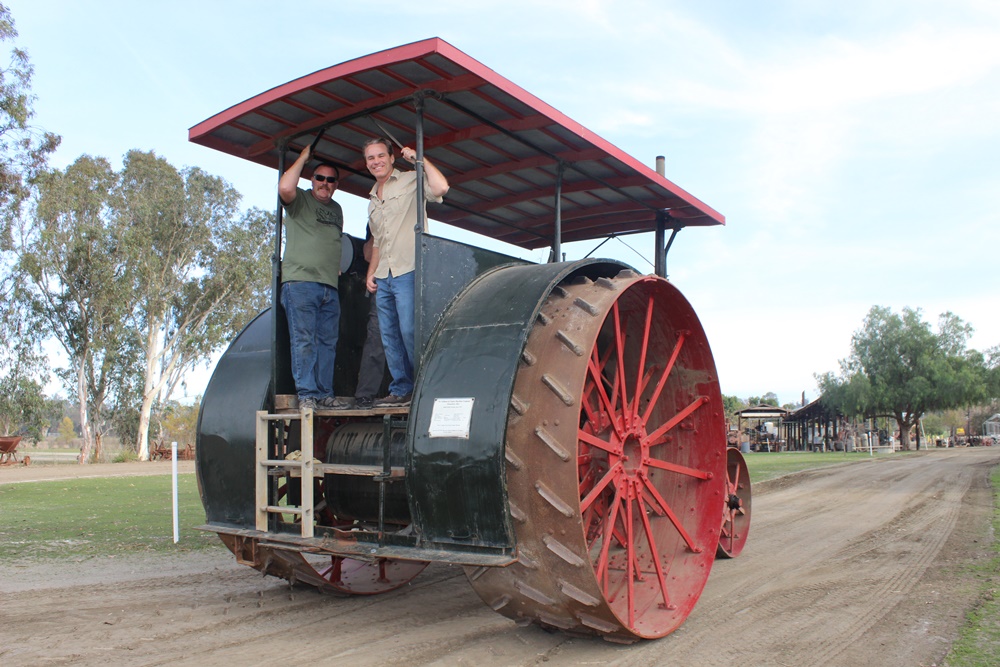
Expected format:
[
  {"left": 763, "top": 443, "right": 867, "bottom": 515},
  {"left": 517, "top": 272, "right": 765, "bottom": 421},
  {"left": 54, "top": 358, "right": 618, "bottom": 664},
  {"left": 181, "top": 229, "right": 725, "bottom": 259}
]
[{"left": 278, "top": 144, "right": 344, "bottom": 411}]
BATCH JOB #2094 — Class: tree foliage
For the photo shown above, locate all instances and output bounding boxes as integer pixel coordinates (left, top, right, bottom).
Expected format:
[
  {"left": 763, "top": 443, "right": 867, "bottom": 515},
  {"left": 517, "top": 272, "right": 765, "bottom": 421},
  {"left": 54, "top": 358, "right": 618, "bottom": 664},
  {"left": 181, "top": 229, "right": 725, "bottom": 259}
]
[
  {"left": 15, "top": 150, "right": 270, "bottom": 462},
  {"left": 0, "top": 4, "right": 57, "bottom": 442},
  {"left": 818, "top": 306, "right": 990, "bottom": 450},
  {"left": 0, "top": 287, "right": 47, "bottom": 440},
  {"left": 114, "top": 150, "right": 270, "bottom": 460},
  {"left": 18, "top": 155, "right": 140, "bottom": 462},
  {"left": 0, "top": 4, "right": 59, "bottom": 246}
]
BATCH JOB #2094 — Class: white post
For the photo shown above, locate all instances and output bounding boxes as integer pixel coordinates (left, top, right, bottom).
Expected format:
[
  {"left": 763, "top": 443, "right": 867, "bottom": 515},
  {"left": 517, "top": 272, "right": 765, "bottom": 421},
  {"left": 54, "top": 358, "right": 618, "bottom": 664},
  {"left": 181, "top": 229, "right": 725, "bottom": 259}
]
[{"left": 171, "top": 441, "right": 179, "bottom": 543}]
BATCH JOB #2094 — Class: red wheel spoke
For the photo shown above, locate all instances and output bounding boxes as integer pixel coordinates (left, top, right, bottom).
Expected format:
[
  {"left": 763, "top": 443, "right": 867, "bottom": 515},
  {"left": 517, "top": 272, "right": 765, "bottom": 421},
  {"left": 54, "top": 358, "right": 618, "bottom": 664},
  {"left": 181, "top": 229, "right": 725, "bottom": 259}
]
[
  {"left": 595, "top": 479, "right": 625, "bottom": 583},
  {"left": 645, "top": 456, "right": 713, "bottom": 480},
  {"left": 632, "top": 294, "right": 655, "bottom": 426},
  {"left": 581, "top": 461, "right": 624, "bottom": 514},
  {"left": 612, "top": 303, "right": 630, "bottom": 430},
  {"left": 626, "top": 481, "right": 636, "bottom": 629},
  {"left": 644, "top": 395, "right": 710, "bottom": 446},
  {"left": 636, "top": 476, "right": 673, "bottom": 610},
  {"left": 578, "top": 428, "right": 621, "bottom": 456},
  {"left": 640, "top": 484, "right": 666, "bottom": 516},
  {"left": 639, "top": 471, "right": 701, "bottom": 553},
  {"left": 641, "top": 331, "right": 688, "bottom": 425},
  {"left": 588, "top": 351, "right": 623, "bottom": 438},
  {"left": 581, "top": 383, "right": 601, "bottom": 430}
]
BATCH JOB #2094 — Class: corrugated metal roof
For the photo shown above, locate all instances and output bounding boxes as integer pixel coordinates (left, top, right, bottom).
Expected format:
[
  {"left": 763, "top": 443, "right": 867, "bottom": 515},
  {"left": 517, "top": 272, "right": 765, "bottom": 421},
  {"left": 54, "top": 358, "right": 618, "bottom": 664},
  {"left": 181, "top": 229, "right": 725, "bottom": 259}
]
[{"left": 189, "top": 38, "right": 723, "bottom": 251}]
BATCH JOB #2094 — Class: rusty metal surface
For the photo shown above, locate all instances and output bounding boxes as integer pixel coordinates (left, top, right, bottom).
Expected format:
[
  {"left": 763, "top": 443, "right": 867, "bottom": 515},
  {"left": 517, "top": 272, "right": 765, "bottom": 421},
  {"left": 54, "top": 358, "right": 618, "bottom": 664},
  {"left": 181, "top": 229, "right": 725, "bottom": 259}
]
[
  {"left": 219, "top": 533, "right": 427, "bottom": 595},
  {"left": 465, "top": 271, "right": 726, "bottom": 641}
]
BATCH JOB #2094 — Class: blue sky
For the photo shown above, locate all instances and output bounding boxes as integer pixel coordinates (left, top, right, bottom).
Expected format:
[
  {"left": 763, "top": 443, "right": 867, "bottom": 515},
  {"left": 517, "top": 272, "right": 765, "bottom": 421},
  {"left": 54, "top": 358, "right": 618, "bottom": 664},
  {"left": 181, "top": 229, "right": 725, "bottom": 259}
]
[{"left": 11, "top": 0, "right": 1000, "bottom": 406}]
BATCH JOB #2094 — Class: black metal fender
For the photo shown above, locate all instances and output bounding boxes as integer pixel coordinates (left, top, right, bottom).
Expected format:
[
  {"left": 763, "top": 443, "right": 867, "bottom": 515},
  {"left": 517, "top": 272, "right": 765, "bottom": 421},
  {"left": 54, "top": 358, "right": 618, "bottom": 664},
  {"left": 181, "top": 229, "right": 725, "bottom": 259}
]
[
  {"left": 195, "top": 309, "right": 272, "bottom": 529},
  {"left": 408, "top": 258, "right": 631, "bottom": 553}
]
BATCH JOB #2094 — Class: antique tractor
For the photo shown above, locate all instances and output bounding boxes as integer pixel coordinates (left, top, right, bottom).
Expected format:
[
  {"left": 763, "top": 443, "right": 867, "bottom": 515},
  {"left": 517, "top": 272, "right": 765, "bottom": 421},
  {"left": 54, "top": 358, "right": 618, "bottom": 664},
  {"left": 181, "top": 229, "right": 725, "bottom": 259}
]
[{"left": 192, "top": 38, "right": 750, "bottom": 642}]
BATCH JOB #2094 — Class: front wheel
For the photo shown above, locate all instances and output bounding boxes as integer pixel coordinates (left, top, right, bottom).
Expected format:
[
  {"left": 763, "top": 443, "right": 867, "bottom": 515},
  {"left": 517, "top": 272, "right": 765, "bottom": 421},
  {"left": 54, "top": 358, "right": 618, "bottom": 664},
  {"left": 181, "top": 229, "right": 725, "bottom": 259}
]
[{"left": 467, "top": 271, "right": 726, "bottom": 641}]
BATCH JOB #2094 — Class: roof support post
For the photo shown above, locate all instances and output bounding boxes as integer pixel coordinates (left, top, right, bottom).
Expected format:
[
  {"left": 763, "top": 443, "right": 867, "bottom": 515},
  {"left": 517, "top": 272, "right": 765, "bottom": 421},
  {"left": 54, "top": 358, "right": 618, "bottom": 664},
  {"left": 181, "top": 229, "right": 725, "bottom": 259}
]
[
  {"left": 552, "top": 160, "right": 564, "bottom": 263},
  {"left": 271, "top": 144, "right": 287, "bottom": 405},
  {"left": 663, "top": 224, "right": 680, "bottom": 279},
  {"left": 654, "top": 211, "right": 681, "bottom": 279},
  {"left": 654, "top": 210, "right": 666, "bottom": 277},
  {"left": 414, "top": 94, "right": 426, "bottom": 375}
]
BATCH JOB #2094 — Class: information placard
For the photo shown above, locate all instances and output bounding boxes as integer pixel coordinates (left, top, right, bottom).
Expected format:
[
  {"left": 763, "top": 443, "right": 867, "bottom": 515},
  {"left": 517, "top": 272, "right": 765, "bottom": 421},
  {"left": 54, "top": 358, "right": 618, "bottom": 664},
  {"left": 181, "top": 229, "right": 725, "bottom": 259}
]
[{"left": 428, "top": 397, "right": 475, "bottom": 439}]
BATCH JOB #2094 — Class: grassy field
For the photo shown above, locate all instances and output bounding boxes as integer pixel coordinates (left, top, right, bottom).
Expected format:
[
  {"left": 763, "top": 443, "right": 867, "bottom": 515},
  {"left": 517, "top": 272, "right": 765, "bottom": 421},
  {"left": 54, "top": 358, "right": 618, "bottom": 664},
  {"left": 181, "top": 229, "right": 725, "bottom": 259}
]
[
  {"left": 0, "top": 449, "right": 908, "bottom": 561},
  {"left": 743, "top": 449, "right": 919, "bottom": 483},
  {"left": 0, "top": 473, "right": 221, "bottom": 560}
]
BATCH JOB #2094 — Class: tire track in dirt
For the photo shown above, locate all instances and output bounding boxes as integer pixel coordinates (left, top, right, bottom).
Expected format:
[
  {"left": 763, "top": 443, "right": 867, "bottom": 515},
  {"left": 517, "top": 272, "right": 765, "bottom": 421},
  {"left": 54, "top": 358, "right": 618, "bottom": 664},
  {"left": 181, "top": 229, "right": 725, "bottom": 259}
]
[
  {"left": 611, "top": 451, "right": 987, "bottom": 667},
  {"left": 4, "top": 449, "right": 999, "bottom": 667}
]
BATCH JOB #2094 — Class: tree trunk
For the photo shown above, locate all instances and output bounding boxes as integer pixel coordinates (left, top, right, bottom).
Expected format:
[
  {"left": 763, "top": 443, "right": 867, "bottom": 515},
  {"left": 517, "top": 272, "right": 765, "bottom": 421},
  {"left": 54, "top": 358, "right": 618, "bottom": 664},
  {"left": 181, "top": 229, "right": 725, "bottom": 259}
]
[
  {"left": 895, "top": 415, "right": 914, "bottom": 451},
  {"left": 76, "top": 355, "right": 93, "bottom": 464},
  {"left": 136, "top": 321, "right": 162, "bottom": 461}
]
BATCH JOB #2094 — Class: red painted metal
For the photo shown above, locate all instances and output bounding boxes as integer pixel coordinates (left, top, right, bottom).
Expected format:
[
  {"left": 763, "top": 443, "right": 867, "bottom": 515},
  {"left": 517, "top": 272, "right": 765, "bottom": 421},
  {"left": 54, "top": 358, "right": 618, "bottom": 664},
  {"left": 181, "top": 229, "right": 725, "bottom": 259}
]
[{"left": 717, "top": 447, "right": 752, "bottom": 558}]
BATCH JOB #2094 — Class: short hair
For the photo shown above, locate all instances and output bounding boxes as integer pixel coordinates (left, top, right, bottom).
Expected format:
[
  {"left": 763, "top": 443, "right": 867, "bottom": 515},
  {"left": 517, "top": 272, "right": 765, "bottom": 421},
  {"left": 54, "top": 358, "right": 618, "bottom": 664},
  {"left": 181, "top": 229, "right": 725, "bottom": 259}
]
[
  {"left": 314, "top": 161, "right": 340, "bottom": 180},
  {"left": 362, "top": 136, "right": 394, "bottom": 156}
]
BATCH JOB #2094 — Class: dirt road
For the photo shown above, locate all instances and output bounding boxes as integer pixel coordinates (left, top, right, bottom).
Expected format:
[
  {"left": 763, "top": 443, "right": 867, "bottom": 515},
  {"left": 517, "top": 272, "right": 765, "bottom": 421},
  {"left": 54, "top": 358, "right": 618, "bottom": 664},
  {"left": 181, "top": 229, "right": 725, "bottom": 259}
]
[{"left": 2, "top": 448, "right": 998, "bottom": 666}]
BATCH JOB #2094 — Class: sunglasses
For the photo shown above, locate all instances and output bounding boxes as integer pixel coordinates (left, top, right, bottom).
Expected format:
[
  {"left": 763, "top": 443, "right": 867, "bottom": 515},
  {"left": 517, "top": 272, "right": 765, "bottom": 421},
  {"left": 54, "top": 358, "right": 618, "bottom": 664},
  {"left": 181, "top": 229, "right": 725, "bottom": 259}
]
[{"left": 313, "top": 174, "right": 338, "bottom": 183}]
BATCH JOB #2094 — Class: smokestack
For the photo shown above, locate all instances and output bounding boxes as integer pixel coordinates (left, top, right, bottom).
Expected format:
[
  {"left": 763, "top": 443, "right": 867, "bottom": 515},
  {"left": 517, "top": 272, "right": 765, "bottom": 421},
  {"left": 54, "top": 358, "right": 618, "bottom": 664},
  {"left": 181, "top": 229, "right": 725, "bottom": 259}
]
[{"left": 655, "top": 155, "right": 665, "bottom": 176}]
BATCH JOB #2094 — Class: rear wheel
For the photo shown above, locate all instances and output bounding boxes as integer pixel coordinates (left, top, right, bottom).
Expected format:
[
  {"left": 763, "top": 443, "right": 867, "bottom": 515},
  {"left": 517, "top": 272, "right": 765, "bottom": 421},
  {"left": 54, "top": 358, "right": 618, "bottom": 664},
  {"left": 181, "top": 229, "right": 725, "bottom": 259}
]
[
  {"left": 466, "top": 270, "right": 726, "bottom": 641},
  {"left": 716, "top": 447, "right": 751, "bottom": 558}
]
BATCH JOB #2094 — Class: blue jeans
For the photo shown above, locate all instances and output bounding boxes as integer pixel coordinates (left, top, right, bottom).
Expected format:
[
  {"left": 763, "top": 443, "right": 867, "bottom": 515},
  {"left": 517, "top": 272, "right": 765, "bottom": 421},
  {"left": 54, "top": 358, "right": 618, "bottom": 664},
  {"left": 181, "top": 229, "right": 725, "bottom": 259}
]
[
  {"left": 281, "top": 281, "right": 340, "bottom": 399},
  {"left": 375, "top": 271, "right": 414, "bottom": 397}
]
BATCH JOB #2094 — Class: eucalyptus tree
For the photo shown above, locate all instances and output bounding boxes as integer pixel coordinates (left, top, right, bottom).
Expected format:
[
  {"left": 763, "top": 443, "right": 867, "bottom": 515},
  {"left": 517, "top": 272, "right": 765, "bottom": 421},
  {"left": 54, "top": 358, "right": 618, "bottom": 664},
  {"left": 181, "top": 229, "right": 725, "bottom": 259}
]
[
  {"left": 20, "top": 155, "right": 139, "bottom": 462},
  {"left": 0, "top": 3, "right": 59, "bottom": 246},
  {"left": 818, "top": 306, "right": 989, "bottom": 450},
  {"left": 0, "top": 4, "right": 58, "bottom": 442},
  {"left": 115, "top": 150, "right": 270, "bottom": 460},
  {"left": 0, "top": 286, "right": 47, "bottom": 441}
]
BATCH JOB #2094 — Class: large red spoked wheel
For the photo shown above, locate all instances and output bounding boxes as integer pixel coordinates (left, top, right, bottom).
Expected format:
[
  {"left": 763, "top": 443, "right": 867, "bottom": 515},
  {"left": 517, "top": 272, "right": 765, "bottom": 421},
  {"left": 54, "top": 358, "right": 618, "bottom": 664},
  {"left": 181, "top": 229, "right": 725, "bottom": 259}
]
[
  {"left": 467, "top": 270, "right": 726, "bottom": 641},
  {"left": 716, "top": 447, "right": 751, "bottom": 558}
]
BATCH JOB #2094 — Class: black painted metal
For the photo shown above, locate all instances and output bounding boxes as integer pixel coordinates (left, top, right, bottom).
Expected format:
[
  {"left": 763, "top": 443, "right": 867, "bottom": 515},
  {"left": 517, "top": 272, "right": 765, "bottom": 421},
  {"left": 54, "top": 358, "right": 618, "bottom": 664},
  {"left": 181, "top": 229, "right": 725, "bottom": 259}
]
[
  {"left": 655, "top": 210, "right": 665, "bottom": 277},
  {"left": 554, "top": 161, "right": 564, "bottom": 262},
  {"left": 416, "top": 233, "right": 530, "bottom": 358},
  {"left": 324, "top": 422, "right": 409, "bottom": 524},
  {"left": 196, "top": 310, "right": 272, "bottom": 529},
  {"left": 272, "top": 149, "right": 289, "bottom": 402},
  {"left": 408, "top": 258, "right": 630, "bottom": 552}
]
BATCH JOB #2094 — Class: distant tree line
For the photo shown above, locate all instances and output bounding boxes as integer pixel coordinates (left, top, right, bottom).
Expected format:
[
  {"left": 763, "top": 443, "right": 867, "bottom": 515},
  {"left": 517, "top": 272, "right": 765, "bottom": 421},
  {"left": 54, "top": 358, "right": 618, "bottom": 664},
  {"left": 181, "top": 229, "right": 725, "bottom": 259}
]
[
  {"left": 816, "top": 306, "right": 999, "bottom": 450},
  {"left": 723, "top": 306, "right": 999, "bottom": 450}
]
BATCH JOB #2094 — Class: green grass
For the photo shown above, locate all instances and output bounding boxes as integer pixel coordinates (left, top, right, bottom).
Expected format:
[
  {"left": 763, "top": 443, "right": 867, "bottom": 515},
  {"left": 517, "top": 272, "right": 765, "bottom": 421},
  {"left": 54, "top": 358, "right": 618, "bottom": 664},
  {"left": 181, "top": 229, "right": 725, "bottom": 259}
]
[
  {"left": 944, "top": 465, "right": 1000, "bottom": 666},
  {"left": 0, "top": 474, "right": 222, "bottom": 560},
  {"left": 742, "top": 449, "right": 918, "bottom": 483}
]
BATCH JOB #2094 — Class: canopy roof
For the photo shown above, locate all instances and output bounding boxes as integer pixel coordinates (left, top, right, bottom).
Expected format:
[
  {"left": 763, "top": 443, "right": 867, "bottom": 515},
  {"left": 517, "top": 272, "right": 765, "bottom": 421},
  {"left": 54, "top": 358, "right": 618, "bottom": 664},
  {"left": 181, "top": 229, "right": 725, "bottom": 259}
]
[
  {"left": 189, "top": 38, "right": 724, "bottom": 251},
  {"left": 736, "top": 405, "right": 790, "bottom": 420}
]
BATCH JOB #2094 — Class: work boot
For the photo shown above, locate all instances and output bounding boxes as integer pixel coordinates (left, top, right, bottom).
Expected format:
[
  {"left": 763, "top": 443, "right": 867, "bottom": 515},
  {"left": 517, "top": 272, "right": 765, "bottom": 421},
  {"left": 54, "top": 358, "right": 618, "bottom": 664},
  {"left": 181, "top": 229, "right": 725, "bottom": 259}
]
[{"left": 374, "top": 393, "right": 412, "bottom": 408}]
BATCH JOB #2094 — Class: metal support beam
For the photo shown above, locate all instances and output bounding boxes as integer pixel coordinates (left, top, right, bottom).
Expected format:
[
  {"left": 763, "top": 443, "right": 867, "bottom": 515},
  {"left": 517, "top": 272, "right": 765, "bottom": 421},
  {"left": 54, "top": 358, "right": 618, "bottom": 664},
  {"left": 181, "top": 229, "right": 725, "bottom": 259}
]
[
  {"left": 654, "top": 210, "right": 665, "bottom": 277},
  {"left": 414, "top": 95, "right": 426, "bottom": 376},
  {"left": 553, "top": 161, "right": 564, "bottom": 262},
  {"left": 271, "top": 145, "right": 286, "bottom": 406},
  {"left": 663, "top": 225, "right": 680, "bottom": 279}
]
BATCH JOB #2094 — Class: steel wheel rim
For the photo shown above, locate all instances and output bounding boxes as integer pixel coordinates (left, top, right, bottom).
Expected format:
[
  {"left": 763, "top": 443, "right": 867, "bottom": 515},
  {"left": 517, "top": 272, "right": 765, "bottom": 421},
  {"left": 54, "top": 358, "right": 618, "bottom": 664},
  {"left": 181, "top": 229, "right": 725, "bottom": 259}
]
[{"left": 467, "top": 271, "right": 726, "bottom": 640}]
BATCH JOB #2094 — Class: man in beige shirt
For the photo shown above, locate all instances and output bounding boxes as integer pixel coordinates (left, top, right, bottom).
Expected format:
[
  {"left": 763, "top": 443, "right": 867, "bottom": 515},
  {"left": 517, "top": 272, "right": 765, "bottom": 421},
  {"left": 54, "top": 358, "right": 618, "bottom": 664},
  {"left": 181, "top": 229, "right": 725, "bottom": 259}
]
[{"left": 363, "top": 137, "right": 449, "bottom": 407}]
